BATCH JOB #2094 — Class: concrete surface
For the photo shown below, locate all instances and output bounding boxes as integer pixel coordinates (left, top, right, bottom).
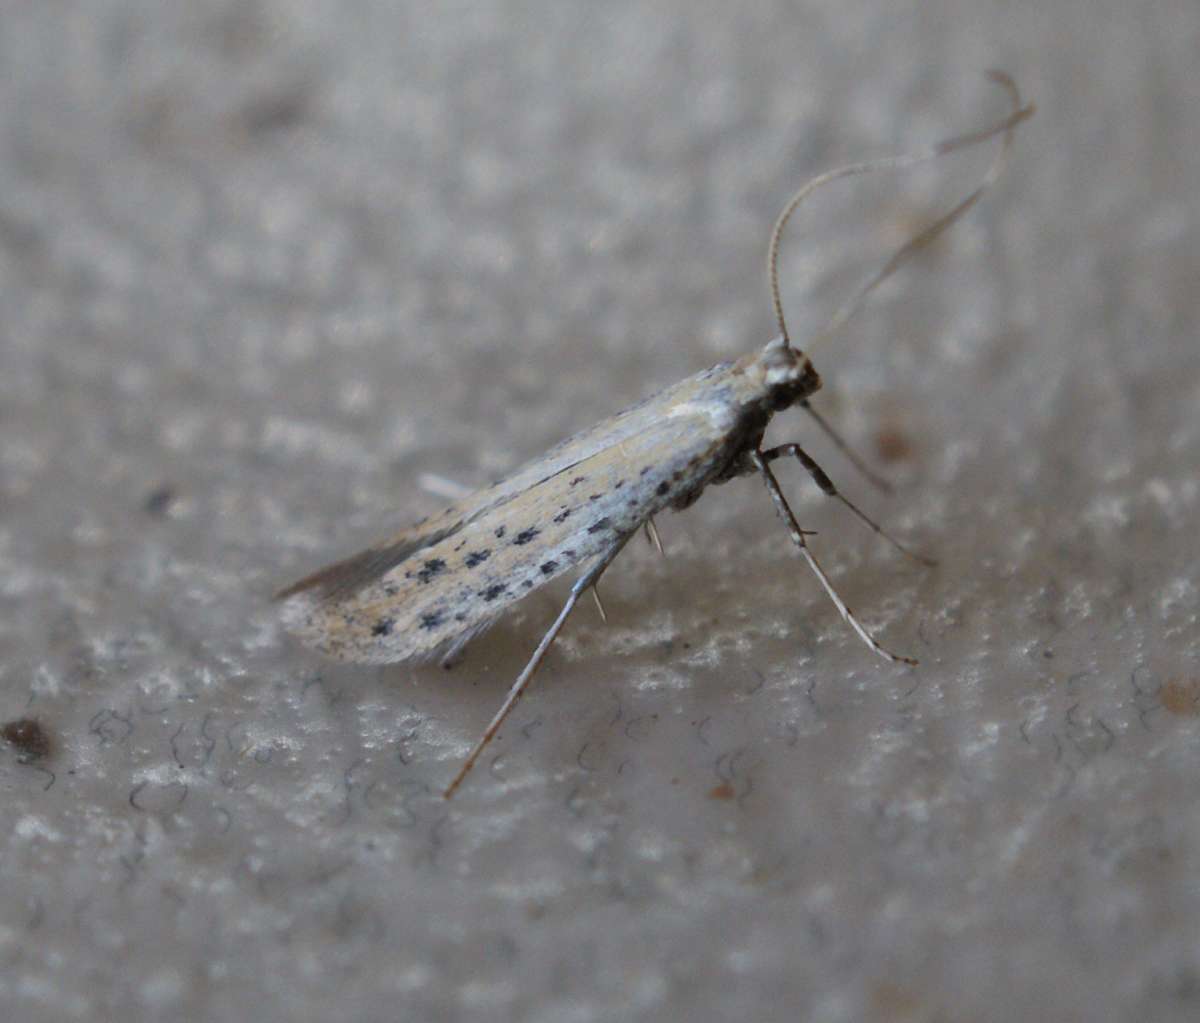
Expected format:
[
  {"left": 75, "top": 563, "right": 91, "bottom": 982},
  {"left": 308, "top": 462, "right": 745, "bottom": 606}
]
[{"left": 1, "top": 1, "right": 1198, "bottom": 1020}]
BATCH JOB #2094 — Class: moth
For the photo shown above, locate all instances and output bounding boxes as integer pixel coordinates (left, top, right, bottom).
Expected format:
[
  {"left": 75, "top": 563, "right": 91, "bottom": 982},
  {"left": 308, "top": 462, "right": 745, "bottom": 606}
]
[{"left": 277, "top": 73, "right": 1032, "bottom": 797}]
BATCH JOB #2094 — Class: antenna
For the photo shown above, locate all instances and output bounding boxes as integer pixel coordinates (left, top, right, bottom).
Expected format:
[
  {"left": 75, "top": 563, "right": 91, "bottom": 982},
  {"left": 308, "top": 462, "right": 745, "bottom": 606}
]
[{"left": 768, "top": 70, "right": 1034, "bottom": 350}]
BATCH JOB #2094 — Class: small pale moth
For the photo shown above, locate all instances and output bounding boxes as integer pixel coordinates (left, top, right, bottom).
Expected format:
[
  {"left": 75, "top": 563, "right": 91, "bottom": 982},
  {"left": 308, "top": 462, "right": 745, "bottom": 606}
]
[{"left": 277, "top": 73, "right": 1033, "bottom": 797}]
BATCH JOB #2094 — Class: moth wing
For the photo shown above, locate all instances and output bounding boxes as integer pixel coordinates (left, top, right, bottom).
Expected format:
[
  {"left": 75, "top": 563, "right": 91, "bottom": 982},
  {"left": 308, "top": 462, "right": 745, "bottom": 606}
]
[
  {"left": 275, "top": 510, "right": 467, "bottom": 605},
  {"left": 277, "top": 360, "right": 733, "bottom": 604},
  {"left": 276, "top": 390, "right": 732, "bottom": 665}
]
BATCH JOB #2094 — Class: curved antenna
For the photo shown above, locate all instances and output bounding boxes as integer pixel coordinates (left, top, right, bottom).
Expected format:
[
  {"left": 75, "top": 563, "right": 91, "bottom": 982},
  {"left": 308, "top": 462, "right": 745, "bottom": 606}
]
[{"left": 768, "top": 71, "right": 1034, "bottom": 350}]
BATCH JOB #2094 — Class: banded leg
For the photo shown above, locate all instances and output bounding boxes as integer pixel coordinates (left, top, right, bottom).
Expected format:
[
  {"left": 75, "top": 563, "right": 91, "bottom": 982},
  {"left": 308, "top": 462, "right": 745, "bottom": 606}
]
[
  {"left": 761, "top": 443, "right": 934, "bottom": 567},
  {"left": 751, "top": 450, "right": 917, "bottom": 666},
  {"left": 443, "top": 532, "right": 633, "bottom": 798}
]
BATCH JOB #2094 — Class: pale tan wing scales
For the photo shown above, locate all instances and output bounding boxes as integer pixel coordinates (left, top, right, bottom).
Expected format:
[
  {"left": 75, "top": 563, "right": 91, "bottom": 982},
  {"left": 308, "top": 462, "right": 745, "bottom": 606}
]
[
  {"left": 277, "top": 373, "right": 739, "bottom": 665},
  {"left": 275, "top": 360, "right": 735, "bottom": 606}
]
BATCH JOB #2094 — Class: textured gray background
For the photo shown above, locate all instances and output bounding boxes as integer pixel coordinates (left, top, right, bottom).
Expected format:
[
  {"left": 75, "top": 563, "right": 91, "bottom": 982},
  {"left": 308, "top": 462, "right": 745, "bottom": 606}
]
[{"left": 1, "top": 1, "right": 1198, "bottom": 1020}]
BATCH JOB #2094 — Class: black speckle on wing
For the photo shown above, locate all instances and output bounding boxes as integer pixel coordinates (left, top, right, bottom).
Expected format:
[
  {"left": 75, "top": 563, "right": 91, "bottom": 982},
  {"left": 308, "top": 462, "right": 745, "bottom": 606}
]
[
  {"left": 464, "top": 549, "right": 491, "bottom": 568},
  {"left": 513, "top": 527, "right": 540, "bottom": 546},
  {"left": 416, "top": 558, "right": 446, "bottom": 583},
  {"left": 274, "top": 520, "right": 464, "bottom": 602}
]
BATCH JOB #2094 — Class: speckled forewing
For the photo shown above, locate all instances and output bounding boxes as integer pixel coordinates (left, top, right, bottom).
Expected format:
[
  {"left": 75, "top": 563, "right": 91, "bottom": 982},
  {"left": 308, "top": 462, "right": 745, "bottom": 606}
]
[{"left": 276, "top": 363, "right": 746, "bottom": 665}]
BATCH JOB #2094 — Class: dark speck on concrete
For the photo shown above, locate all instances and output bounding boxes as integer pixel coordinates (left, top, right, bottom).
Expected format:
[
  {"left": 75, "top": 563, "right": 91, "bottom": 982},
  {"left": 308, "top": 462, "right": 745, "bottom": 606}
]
[
  {"left": 142, "top": 485, "right": 177, "bottom": 516},
  {"left": 1, "top": 718, "right": 51, "bottom": 762}
]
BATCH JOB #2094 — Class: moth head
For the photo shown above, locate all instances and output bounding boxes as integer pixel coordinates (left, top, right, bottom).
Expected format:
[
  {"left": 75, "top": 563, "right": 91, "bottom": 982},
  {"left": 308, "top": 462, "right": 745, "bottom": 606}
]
[{"left": 754, "top": 336, "right": 822, "bottom": 410}]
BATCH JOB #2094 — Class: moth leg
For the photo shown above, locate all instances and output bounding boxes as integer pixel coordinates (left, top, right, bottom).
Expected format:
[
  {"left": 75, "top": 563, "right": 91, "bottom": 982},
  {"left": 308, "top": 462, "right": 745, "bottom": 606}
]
[
  {"left": 798, "top": 400, "right": 893, "bottom": 494},
  {"left": 439, "top": 631, "right": 473, "bottom": 670},
  {"left": 761, "top": 443, "right": 935, "bottom": 567},
  {"left": 751, "top": 450, "right": 917, "bottom": 666},
  {"left": 443, "top": 532, "right": 633, "bottom": 798},
  {"left": 644, "top": 517, "right": 665, "bottom": 556},
  {"left": 590, "top": 586, "right": 608, "bottom": 623}
]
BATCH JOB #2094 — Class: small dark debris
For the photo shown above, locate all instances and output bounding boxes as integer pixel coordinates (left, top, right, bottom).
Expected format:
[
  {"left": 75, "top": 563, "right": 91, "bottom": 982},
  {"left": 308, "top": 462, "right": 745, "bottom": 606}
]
[
  {"left": 494, "top": 526, "right": 506, "bottom": 539},
  {"left": 238, "top": 84, "right": 311, "bottom": 137},
  {"left": 1160, "top": 679, "right": 1200, "bottom": 717},
  {"left": 875, "top": 426, "right": 913, "bottom": 463},
  {"left": 570, "top": 476, "right": 586, "bottom": 487},
  {"left": 588, "top": 493, "right": 602, "bottom": 502},
  {"left": 143, "top": 485, "right": 176, "bottom": 516},
  {"left": 1, "top": 719, "right": 51, "bottom": 762}
]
